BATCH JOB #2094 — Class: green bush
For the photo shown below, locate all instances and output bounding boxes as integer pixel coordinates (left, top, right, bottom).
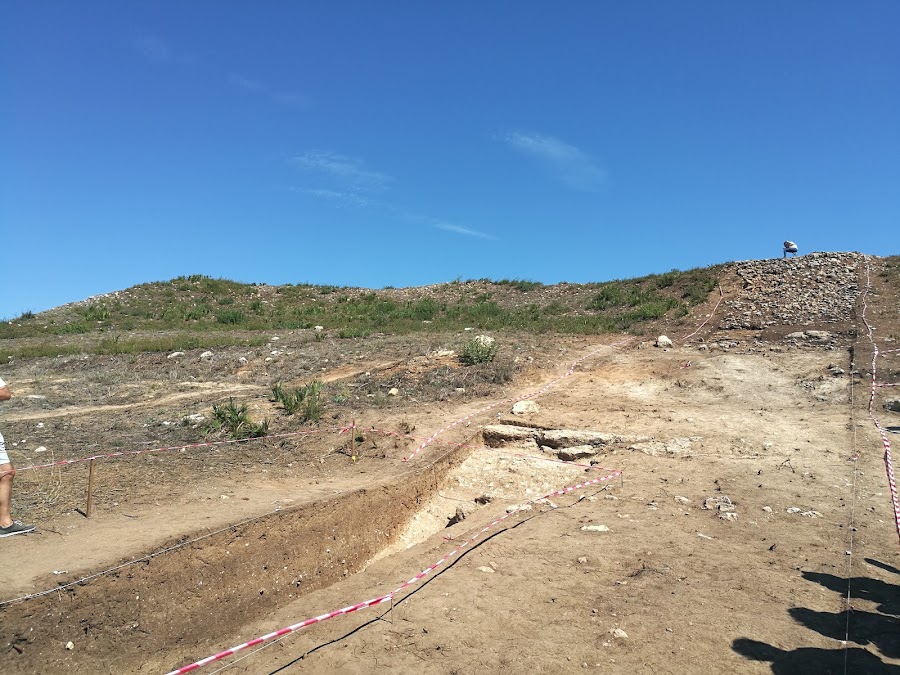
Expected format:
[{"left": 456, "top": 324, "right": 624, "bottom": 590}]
[
  {"left": 215, "top": 310, "right": 245, "bottom": 325},
  {"left": 83, "top": 304, "right": 111, "bottom": 321},
  {"left": 461, "top": 335, "right": 498, "bottom": 365},
  {"left": 54, "top": 322, "right": 89, "bottom": 335}
]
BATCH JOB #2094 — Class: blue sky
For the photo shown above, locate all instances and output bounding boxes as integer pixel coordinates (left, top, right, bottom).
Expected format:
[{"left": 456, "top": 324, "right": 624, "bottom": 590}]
[{"left": 2, "top": 2, "right": 898, "bottom": 319}]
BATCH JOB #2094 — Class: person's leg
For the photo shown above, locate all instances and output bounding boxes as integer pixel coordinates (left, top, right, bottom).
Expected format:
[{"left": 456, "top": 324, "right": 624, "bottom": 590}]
[{"left": 0, "top": 463, "right": 13, "bottom": 528}]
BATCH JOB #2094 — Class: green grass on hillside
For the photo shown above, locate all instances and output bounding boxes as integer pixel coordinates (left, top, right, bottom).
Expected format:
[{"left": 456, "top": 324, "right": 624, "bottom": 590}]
[{"left": 1, "top": 267, "right": 721, "bottom": 359}]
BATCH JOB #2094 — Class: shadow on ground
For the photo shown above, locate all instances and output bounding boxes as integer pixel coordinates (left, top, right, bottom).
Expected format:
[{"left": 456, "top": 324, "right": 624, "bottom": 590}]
[{"left": 733, "top": 558, "right": 900, "bottom": 674}]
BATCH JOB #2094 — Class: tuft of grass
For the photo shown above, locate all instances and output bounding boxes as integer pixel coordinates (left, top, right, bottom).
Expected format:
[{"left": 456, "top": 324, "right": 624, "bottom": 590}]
[
  {"left": 271, "top": 380, "right": 325, "bottom": 422},
  {"left": 82, "top": 304, "right": 111, "bottom": 322},
  {"left": 215, "top": 310, "right": 245, "bottom": 325},
  {"left": 208, "top": 399, "right": 269, "bottom": 439}
]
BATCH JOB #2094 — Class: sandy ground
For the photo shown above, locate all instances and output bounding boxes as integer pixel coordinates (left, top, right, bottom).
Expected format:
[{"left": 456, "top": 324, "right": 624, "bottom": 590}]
[
  {"left": 0, "top": 270, "right": 898, "bottom": 674},
  {"left": 178, "top": 343, "right": 900, "bottom": 675}
]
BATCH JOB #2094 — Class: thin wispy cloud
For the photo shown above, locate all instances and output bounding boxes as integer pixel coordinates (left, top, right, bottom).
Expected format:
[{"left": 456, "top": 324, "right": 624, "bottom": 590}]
[
  {"left": 288, "top": 187, "right": 374, "bottom": 208},
  {"left": 134, "top": 35, "right": 172, "bottom": 61},
  {"left": 271, "top": 91, "right": 314, "bottom": 110},
  {"left": 501, "top": 130, "right": 607, "bottom": 191},
  {"left": 133, "top": 34, "right": 191, "bottom": 64},
  {"left": 291, "top": 151, "right": 392, "bottom": 190},
  {"left": 432, "top": 222, "right": 497, "bottom": 240},
  {"left": 287, "top": 154, "right": 495, "bottom": 240},
  {"left": 229, "top": 72, "right": 265, "bottom": 92},
  {"left": 230, "top": 73, "right": 314, "bottom": 109}
]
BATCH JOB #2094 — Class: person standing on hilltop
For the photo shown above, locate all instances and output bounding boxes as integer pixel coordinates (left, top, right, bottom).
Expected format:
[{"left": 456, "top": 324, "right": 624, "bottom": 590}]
[
  {"left": 0, "top": 377, "right": 35, "bottom": 537},
  {"left": 783, "top": 241, "right": 799, "bottom": 258}
]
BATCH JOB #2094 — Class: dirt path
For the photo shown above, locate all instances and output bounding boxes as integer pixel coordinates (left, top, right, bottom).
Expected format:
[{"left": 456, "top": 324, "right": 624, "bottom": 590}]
[
  {"left": 2, "top": 361, "right": 402, "bottom": 422},
  {"left": 1, "top": 277, "right": 899, "bottom": 673}
]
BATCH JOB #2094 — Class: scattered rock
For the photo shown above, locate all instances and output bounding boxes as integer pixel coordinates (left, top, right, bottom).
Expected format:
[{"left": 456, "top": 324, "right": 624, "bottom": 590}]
[
  {"left": 541, "top": 429, "right": 620, "bottom": 448},
  {"left": 167, "top": 351, "right": 184, "bottom": 359},
  {"left": 801, "top": 510, "right": 823, "bottom": 518},
  {"left": 762, "top": 506, "right": 773, "bottom": 513},
  {"left": 885, "top": 400, "right": 900, "bottom": 413},
  {"left": 483, "top": 424, "right": 537, "bottom": 446},
  {"left": 477, "top": 566, "right": 495, "bottom": 574},
  {"left": 581, "top": 524, "right": 611, "bottom": 533},
  {"left": 674, "top": 496, "right": 691, "bottom": 505},
  {"left": 630, "top": 437, "right": 698, "bottom": 457},
  {"left": 609, "top": 628, "right": 628, "bottom": 639},
  {"left": 506, "top": 504, "right": 533, "bottom": 514},
  {"left": 200, "top": 351, "right": 214, "bottom": 361},
  {"left": 577, "top": 556, "right": 589, "bottom": 565},
  {"left": 718, "top": 512, "right": 738, "bottom": 522},
  {"left": 511, "top": 400, "right": 540, "bottom": 415},
  {"left": 473, "top": 334, "right": 495, "bottom": 348},
  {"left": 656, "top": 335, "right": 673, "bottom": 348},
  {"left": 786, "top": 507, "right": 802, "bottom": 514},
  {"left": 558, "top": 445, "right": 598, "bottom": 462},
  {"left": 66, "top": 641, "right": 74, "bottom": 650},
  {"left": 447, "top": 504, "right": 474, "bottom": 526},
  {"left": 388, "top": 388, "right": 399, "bottom": 396},
  {"left": 703, "top": 495, "right": 735, "bottom": 512}
]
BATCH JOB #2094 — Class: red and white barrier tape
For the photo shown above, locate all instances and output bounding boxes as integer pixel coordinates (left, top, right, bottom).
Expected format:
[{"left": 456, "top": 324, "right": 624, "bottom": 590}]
[
  {"left": 165, "top": 465, "right": 622, "bottom": 674},
  {"left": 681, "top": 283, "right": 724, "bottom": 344},
  {"left": 402, "top": 337, "right": 635, "bottom": 462},
  {"left": 861, "top": 258, "right": 900, "bottom": 544},
  {"left": 16, "top": 428, "right": 339, "bottom": 473}
]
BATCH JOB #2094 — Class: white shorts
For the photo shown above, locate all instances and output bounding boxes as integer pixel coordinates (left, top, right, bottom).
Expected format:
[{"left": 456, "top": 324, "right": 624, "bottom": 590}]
[{"left": 0, "top": 431, "right": 8, "bottom": 465}]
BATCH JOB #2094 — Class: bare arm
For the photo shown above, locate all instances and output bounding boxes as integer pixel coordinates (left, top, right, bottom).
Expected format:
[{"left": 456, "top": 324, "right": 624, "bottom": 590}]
[{"left": 0, "top": 384, "right": 10, "bottom": 401}]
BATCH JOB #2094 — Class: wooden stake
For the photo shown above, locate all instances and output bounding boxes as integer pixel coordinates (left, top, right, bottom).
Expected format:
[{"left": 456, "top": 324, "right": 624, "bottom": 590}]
[
  {"left": 86, "top": 459, "right": 96, "bottom": 517},
  {"left": 351, "top": 420, "right": 357, "bottom": 462}
]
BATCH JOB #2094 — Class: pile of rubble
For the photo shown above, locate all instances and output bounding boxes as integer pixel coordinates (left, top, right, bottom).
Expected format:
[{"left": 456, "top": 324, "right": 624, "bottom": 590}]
[{"left": 720, "top": 252, "right": 863, "bottom": 330}]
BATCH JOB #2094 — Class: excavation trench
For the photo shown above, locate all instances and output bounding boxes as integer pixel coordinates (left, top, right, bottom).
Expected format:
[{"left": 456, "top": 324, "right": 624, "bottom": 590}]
[
  {"left": 0, "top": 440, "right": 481, "bottom": 673},
  {"left": 0, "top": 436, "right": 598, "bottom": 674}
]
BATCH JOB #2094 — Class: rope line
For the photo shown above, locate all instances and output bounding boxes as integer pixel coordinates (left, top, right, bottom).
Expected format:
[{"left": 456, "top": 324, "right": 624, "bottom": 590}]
[
  {"left": 164, "top": 466, "right": 623, "bottom": 675},
  {"left": 860, "top": 257, "right": 900, "bottom": 544},
  {"left": 16, "top": 427, "right": 340, "bottom": 473},
  {"left": 681, "top": 282, "right": 725, "bottom": 344}
]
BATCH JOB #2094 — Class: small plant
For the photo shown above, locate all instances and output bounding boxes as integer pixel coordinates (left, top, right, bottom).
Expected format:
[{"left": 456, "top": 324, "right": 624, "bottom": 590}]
[
  {"left": 460, "top": 335, "right": 498, "bottom": 365},
  {"left": 215, "top": 309, "right": 245, "bottom": 325},
  {"left": 586, "top": 284, "right": 624, "bottom": 310},
  {"left": 272, "top": 380, "right": 324, "bottom": 422},
  {"left": 83, "top": 304, "right": 111, "bottom": 321},
  {"left": 17, "top": 310, "right": 35, "bottom": 320},
  {"left": 208, "top": 399, "right": 269, "bottom": 439},
  {"left": 54, "top": 322, "right": 89, "bottom": 335}
]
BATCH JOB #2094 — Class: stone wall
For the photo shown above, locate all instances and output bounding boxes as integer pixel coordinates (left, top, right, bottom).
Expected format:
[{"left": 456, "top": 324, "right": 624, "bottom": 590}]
[{"left": 720, "top": 252, "right": 863, "bottom": 330}]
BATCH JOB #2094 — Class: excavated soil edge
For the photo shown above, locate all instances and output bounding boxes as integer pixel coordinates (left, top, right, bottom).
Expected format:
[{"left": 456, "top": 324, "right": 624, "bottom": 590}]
[{"left": 0, "top": 439, "right": 476, "bottom": 674}]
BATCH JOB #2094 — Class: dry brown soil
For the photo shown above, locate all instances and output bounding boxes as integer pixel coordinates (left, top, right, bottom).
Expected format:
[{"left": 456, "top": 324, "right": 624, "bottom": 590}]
[{"left": 0, "top": 261, "right": 898, "bottom": 675}]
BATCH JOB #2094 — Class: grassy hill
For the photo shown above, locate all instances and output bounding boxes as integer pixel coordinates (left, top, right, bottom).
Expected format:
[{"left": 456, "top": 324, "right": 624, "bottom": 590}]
[{"left": 1, "top": 267, "right": 723, "bottom": 361}]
